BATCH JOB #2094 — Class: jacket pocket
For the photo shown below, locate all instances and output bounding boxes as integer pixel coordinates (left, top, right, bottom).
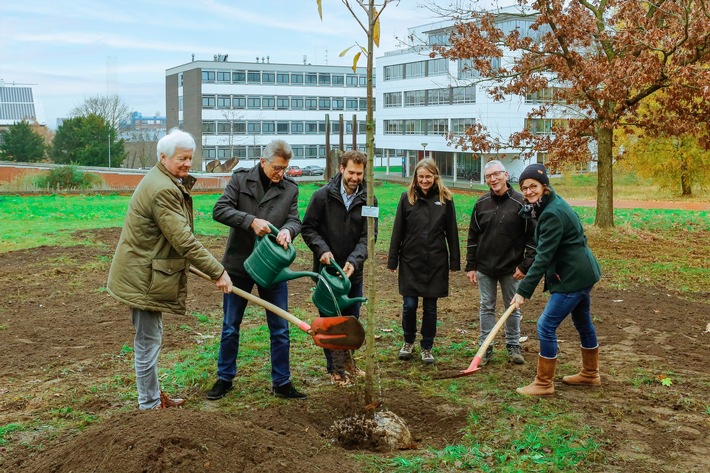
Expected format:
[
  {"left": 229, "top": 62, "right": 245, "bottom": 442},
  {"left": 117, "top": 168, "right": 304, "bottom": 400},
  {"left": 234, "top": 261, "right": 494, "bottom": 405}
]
[{"left": 147, "top": 258, "right": 186, "bottom": 302}]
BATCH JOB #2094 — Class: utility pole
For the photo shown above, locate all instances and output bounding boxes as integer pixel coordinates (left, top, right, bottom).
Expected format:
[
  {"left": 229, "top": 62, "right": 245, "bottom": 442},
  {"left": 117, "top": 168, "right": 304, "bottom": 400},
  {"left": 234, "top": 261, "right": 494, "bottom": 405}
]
[{"left": 108, "top": 131, "right": 112, "bottom": 168}]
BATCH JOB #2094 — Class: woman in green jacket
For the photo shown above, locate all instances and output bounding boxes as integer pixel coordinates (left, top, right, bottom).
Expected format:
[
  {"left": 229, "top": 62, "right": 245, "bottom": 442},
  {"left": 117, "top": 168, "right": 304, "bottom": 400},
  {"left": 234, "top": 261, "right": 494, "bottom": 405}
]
[{"left": 512, "top": 164, "right": 602, "bottom": 396}]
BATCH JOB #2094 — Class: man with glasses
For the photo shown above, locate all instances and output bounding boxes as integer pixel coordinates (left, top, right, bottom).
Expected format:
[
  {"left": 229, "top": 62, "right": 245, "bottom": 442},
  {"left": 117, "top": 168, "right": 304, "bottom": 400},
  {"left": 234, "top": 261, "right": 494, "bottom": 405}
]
[
  {"left": 465, "top": 160, "right": 537, "bottom": 365},
  {"left": 207, "top": 139, "right": 307, "bottom": 400}
]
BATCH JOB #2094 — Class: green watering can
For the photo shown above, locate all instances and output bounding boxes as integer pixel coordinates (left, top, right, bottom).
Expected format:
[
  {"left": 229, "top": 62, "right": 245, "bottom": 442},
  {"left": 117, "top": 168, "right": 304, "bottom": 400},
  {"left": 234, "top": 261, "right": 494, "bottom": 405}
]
[
  {"left": 244, "top": 224, "right": 318, "bottom": 288},
  {"left": 312, "top": 259, "right": 367, "bottom": 316}
]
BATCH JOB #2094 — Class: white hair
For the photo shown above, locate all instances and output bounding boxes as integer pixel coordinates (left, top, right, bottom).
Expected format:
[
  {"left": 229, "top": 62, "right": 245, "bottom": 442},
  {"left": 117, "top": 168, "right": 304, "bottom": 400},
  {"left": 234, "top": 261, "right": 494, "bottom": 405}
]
[
  {"left": 484, "top": 159, "right": 506, "bottom": 172},
  {"left": 157, "top": 128, "right": 195, "bottom": 161}
]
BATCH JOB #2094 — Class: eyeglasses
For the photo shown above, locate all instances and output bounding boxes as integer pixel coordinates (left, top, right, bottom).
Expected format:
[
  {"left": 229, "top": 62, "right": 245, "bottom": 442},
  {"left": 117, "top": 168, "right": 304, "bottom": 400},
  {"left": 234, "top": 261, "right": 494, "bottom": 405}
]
[
  {"left": 484, "top": 170, "right": 506, "bottom": 181},
  {"left": 266, "top": 160, "right": 288, "bottom": 173},
  {"left": 521, "top": 183, "right": 540, "bottom": 193}
]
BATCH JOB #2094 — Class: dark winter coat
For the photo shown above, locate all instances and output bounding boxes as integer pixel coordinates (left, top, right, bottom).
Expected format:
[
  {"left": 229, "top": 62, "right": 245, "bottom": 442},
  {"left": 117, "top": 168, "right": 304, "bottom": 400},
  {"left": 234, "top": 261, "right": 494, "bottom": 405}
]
[
  {"left": 387, "top": 186, "right": 461, "bottom": 298},
  {"left": 107, "top": 162, "right": 224, "bottom": 314},
  {"left": 301, "top": 173, "right": 377, "bottom": 283},
  {"left": 517, "top": 188, "right": 601, "bottom": 298},
  {"left": 465, "top": 185, "right": 537, "bottom": 277},
  {"left": 213, "top": 165, "right": 301, "bottom": 278}
]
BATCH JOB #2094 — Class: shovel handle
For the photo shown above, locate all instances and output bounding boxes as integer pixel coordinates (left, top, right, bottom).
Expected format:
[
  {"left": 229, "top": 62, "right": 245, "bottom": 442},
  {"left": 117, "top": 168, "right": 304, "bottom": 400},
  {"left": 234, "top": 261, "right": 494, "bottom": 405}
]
[
  {"left": 474, "top": 303, "right": 518, "bottom": 359},
  {"left": 189, "top": 266, "right": 312, "bottom": 334}
]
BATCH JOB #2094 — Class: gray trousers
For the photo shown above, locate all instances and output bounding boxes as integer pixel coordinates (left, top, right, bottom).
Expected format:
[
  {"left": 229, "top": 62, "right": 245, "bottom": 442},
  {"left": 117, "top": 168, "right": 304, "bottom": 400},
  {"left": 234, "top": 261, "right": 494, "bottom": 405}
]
[
  {"left": 132, "top": 308, "right": 163, "bottom": 410},
  {"left": 477, "top": 271, "right": 521, "bottom": 346}
]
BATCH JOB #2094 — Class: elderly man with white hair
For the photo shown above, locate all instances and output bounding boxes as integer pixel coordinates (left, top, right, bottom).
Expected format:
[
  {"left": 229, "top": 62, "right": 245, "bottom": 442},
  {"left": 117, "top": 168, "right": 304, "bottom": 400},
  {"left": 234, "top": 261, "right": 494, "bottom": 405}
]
[{"left": 107, "top": 128, "right": 232, "bottom": 410}]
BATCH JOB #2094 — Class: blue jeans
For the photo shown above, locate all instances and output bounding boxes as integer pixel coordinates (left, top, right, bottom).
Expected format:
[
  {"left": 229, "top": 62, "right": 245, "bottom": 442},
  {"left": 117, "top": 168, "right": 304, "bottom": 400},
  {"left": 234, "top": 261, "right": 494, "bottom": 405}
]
[
  {"left": 217, "top": 275, "right": 291, "bottom": 388},
  {"left": 537, "top": 287, "right": 598, "bottom": 358},
  {"left": 477, "top": 271, "right": 521, "bottom": 346},
  {"left": 402, "top": 296, "right": 437, "bottom": 350},
  {"left": 322, "top": 279, "right": 363, "bottom": 374}
]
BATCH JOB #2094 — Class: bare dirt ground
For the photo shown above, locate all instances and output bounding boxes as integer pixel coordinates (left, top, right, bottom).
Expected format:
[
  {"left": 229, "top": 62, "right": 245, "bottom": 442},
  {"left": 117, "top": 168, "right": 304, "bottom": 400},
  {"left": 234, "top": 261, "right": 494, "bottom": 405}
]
[{"left": 0, "top": 228, "right": 708, "bottom": 472}]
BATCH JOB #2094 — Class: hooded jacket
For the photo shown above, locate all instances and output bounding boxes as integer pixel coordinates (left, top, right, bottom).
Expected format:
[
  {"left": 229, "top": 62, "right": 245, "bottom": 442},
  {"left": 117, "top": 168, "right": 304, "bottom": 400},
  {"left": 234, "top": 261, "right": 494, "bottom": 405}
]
[
  {"left": 301, "top": 173, "right": 376, "bottom": 283},
  {"left": 107, "top": 162, "right": 224, "bottom": 314}
]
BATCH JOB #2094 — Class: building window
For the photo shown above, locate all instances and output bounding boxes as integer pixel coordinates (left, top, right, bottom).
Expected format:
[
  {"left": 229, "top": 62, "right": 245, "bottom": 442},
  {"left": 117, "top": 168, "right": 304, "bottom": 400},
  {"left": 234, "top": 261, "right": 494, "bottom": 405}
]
[
  {"left": 217, "top": 71, "right": 231, "bottom": 82},
  {"left": 233, "top": 122, "right": 246, "bottom": 134},
  {"left": 305, "top": 73, "right": 317, "bottom": 85},
  {"left": 427, "top": 58, "right": 448, "bottom": 76},
  {"left": 233, "top": 71, "right": 246, "bottom": 83},
  {"left": 452, "top": 86, "right": 476, "bottom": 104},
  {"left": 202, "top": 121, "right": 216, "bottom": 133},
  {"left": 332, "top": 74, "right": 344, "bottom": 86},
  {"left": 428, "top": 118, "right": 448, "bottom": 135},
  {"left": 405, "top": 61, "right": 426, "bottom": 79},
  {"left": 291, "top": 73, "right": 304, "bottom": 84},
  {"left": 305, "top": 97, "right": 318, "bottom": 110},
  {"left": 217, "top": 122, "right": 231, "bottom": 133},
  {"left": 346, "top": 98, "right": 358, "bottom": 110},
  {"left": 346, "top": 75, "right": 359, "bottom": 86},
  {"left": 383, "top": 65, "right": 404, "bottom": 81},
  {"left": 384, "top": 92, "right": 402, "bottom": 107},
  {"left": 318, "top": 73, "right": 331, "bottom": 85},
  {"left": 332, "top": 98, "right": 344, "bottom": 110},
  {"left": 202, "top": 70, "right": 215, "bottom": 82},
  {"left": 234, "top": 146, "right": 247, "bottom": 158},
  {"left": 305, "top": 145, "right": 318, "bottom": 158},
  {"left": 247, "top": 122, "right": 261, "bottom": 134},
  {"left": 318, "top": 97, "right": 331, "bottom": 109},
  {"left": 526, "top": 87, "right": 559, "bottom": 104},
  {"left": 427, "top": 88, "right": 450, "bottom": 106},
  {"left": 247, "top": 71, "right": 260, "bottom": 83},
  {"left": 218, "top": 148, "right": 232, "bottom": 159},
  {"left": 262, "top": 72, "right": 275, "bottom": 83},
  {"left": 383, "top": 120, "right": 403, "bottom": 135},
  {"left": 247, "top": 97, "right": 261, "bottom": 109},
  {"left": 458, "top": 59, "right": 477, "bottom": 79},
  {"left": 451, "top": 118, "right": 476, "bottom": 134},
  {"left": 292, "top": 146, "right": 304, "bottom": 158},
  {"left": 262, "top": 122, "right": 275, "bottom": 133},
  {"left": 202, "top": 96, "right": 216, "bottom": 108},
  {"left": 178, "top": 97, "right": 183, "bottom": 111},
  {"left": 276, "top": 122, "right": 289, "bottom": 134},
  {"left": 318, "top": 122, "right": 327, "bottom": 133},
  {"left": 233, "top": 96, "right": 246, "bottom": 109},
  {"left": 359, "top": 98, "right": 367, "bottom": 110},
  {"left": 203, "top": 147, "right": 216, "bottom": 159},
  {"left": 178, "top": 73, "right": 183, "bottom": 87},
  {"left": 217, "top": 96, "right": 232, "bottom": 109},
  {"left": 277, "top": 96, "right": 290, "bottom": 109},
  {"left": 262, "top": 96, "right": 275, "bottom": 109},
  {"left": 305, "top": 121, "right": 319, "bottom": 134},
  {"left": 291, "top": 97, "right": 304, "bottom": 110},
  {"left": 291, "top": 122, "right": 304, "bottom": 133},
  {"left": 359, "top": 76, "right": 367, "bottom": 87},
  {"left": 277, "top": 73, "right": 290, "bottom": 84},
  {"left": 405, "top": 90, "right": 426, "bottom": 107}
]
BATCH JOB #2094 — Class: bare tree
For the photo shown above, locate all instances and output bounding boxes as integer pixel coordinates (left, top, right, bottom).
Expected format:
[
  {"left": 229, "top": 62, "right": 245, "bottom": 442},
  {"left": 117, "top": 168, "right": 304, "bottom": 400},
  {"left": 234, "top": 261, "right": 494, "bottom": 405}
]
[{"left": 70, "top": 94, "right": 133, "bottom": 132}]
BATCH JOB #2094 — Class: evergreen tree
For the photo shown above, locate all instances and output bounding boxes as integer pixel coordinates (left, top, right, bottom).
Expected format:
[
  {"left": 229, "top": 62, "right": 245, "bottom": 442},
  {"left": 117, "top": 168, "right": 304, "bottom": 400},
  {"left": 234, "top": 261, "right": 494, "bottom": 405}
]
[
  {"left": 51, "top": 114, "right": 125, "bottom": 167},
  {"left": 0, "top": 120, "right": 47, "bottom": 162}
]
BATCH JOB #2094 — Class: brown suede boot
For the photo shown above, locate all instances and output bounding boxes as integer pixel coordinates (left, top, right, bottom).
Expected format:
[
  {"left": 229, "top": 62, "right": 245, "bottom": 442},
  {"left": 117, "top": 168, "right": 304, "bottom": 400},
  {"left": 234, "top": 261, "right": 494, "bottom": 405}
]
[
  {"left": 159, "top": 391, "right": 186, "bottom": 408},
  {"left": 562, "top": 346, "right": 601, "bottom": 386},
  {"left": 516, "top": 355, "right": 556, "bottom": 396}
]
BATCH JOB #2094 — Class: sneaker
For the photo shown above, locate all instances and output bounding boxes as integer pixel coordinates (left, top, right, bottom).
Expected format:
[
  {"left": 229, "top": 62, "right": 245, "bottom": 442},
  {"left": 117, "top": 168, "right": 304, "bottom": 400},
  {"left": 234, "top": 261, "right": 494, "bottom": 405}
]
[
  {"left": 398, "top": 342, "right": 415, "bottom": 360},
  {"left": 507, "top": 344, "right": 525, "bottom": 365},
  {"left": 421, "top": 349, "right": 435, "bottom": 364},
  {"left": 480, "top": 345, "right": 494, "bottom": 366},
  {"left": 206, "top": 379, "right": 233, "bottom": 400},
  {"left": 273, "top": 382, "right": 307, "bottom": 400}
]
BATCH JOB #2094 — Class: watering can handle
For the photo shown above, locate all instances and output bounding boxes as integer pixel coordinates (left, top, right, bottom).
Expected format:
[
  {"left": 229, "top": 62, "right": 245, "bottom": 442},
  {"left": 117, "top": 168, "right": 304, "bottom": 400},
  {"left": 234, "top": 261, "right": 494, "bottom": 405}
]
[
  {"left": 327, "top": 258, "right": 347, "bottom": 279},
  {"left": 253, "top": 223, "right": 289, "bottom": 249}
]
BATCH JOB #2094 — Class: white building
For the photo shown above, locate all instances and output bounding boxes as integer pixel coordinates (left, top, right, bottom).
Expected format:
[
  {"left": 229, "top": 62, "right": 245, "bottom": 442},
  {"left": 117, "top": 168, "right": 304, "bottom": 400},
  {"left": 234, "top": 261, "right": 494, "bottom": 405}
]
[
  {"left": 0, "top": 80, "right": 47, "bottom": 140},
  {"left": 165, "top": 56, "right": 370, "bottom": 171},
  {"left": 375, "top": 10, "right": 549, "bottom": 183}
]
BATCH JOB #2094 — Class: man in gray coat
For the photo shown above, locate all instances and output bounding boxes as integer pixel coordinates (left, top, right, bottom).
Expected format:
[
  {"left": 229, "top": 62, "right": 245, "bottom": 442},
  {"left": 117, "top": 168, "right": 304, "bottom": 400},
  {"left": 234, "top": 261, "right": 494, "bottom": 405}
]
[
  {"left": 107, "top": 128, "right": 232, "bottom": 410},
  {"left": 207, "top": 140, "right": 306, "bottom": 401}
]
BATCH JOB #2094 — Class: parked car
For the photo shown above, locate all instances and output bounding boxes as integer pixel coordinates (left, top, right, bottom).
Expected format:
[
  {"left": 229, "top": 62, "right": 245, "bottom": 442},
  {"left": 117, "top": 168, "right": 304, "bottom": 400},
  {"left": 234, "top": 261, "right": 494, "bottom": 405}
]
[
  {"left": 302, "top": 165, "right": 325, "bottom": 176},
  {"left": 285, "top": 165, "right": 303, "bottom": 177}
]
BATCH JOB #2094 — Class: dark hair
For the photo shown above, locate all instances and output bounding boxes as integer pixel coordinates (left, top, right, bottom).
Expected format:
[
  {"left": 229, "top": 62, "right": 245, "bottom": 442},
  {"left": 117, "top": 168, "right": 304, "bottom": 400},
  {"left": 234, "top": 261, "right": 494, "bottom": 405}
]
[{"left": 340, "top": 150, "right": 367, "bottom": 168}]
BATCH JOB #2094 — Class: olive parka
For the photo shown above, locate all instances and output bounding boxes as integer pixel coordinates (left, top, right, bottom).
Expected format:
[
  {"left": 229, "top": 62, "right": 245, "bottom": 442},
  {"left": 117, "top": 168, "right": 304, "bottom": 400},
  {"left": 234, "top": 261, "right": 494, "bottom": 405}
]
[
  {"left": 516, "top": 187, "right": 601, "bottom": 299},
  {"left": 213, "top": 165, "right": 301, "bottom": 278},
  {"left": 107, "top": 162, "right": 224, "bottom": 314},
  {"left": 387, "top": 186, "right": 461, "bottom": 298}
]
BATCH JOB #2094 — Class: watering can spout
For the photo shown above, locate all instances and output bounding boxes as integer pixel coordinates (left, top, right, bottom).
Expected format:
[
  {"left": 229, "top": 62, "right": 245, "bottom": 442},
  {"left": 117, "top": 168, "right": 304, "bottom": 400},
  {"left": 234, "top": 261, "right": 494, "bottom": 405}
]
[{"left": 272, "top": 269, "right": 320, "bottom": 285}]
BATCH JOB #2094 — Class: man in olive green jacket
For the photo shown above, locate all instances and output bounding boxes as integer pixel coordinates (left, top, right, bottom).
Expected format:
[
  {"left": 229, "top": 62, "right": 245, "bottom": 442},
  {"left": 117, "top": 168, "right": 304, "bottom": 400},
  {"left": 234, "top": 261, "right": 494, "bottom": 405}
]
[{"left": 107, "top": 128, "right": 232, "bottom": 410}]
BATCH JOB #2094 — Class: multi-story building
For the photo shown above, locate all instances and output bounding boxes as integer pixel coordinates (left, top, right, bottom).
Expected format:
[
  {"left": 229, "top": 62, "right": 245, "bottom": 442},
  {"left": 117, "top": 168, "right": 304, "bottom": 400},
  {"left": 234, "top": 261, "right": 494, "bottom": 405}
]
[
  {"left": 165, "top": 56, "right": 370, "bottom": 171},
  {"left": 0, "top": 80, "right": 46, "bottom": 144},
  {"left": 376, "top": 8, "right": 558, "bottom": 183}
]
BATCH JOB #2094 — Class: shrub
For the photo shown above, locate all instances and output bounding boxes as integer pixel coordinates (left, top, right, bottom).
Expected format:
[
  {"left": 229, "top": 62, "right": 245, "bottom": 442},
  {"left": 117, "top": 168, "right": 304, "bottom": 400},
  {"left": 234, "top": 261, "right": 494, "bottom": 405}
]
[{"left": 34, "top": 165, "right": 104, "bottom": 190}]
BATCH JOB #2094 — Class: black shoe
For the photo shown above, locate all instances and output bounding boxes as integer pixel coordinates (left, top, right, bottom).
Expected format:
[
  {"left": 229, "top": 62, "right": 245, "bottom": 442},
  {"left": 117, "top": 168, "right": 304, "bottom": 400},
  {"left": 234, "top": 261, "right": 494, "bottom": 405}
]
[
  {"left": 206, "top": 379, "right": 233, "bottom": 400},
  {"left": 272, "top": 382, "right": 307, "bottom": 400},
  {"left": 506, "top": 344, "right": 525, "bottom": 365}
]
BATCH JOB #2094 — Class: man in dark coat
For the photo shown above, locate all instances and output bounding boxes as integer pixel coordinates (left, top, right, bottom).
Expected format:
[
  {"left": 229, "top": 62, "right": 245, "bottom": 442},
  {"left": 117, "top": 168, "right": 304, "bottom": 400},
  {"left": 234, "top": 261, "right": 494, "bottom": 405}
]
[
  {"left": 302, "top": 150, "right": 376, "bottom": 386},
  {"left": 206, "top": 139, "right": 306, "bottom": 401},
  {"left": 466, "top": 160, "right": 536, "bottom": 365},
  {"left": 107, "top": 128, "right": 232, "bottom": 410}
]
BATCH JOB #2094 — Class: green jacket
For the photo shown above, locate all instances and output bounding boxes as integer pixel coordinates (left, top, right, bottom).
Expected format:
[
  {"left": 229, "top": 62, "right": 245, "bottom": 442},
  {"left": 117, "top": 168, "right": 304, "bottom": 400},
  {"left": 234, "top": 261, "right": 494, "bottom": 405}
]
[
  {"left": 107, "top": 162, "right": 224, "bottom": 314},
  {"left": 517, "top": 188, "right": 601, "bottom": 299}
]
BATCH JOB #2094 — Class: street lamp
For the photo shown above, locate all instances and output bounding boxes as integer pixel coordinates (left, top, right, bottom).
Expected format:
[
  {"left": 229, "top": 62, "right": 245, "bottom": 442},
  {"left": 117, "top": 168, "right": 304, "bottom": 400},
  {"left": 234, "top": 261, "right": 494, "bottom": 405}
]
[
  {"left": 421, "top": 142, "right": 428, "bottom": 159},
  {"left": 108, "top": 131, "right": 111, "bottom": 168}
]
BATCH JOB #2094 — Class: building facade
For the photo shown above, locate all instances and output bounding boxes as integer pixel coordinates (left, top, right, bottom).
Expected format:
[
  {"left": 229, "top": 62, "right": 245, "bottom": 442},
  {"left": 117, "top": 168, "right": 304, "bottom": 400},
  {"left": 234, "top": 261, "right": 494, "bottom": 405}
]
[
  {"left": 165, "top": 57, "right": 370, "bottom": 171},
  {"left": 376, "top": 9, "right": 554, "bottom": 183},
  {"left": 0, "top": 80, "right": 46, "bottom": 143}
]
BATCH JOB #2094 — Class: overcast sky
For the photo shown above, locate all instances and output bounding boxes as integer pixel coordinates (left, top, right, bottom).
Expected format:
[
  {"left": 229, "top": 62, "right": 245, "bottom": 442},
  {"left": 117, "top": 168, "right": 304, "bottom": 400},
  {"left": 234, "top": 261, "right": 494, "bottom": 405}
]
[{"left": 0, "top": 0, "right": 511, "bottom": 129}]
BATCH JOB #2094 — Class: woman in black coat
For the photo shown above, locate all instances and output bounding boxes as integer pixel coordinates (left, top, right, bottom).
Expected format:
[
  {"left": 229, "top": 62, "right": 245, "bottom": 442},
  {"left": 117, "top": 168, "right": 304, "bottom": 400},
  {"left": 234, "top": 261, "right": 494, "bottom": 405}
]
[{"left": 387, "top": 159, "right": 460, "bottom": 364}]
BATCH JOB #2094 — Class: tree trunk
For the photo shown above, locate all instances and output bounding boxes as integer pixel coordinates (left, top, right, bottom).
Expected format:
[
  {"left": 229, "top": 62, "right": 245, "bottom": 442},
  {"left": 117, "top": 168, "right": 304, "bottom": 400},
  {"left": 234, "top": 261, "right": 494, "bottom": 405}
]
[
  {"left": 679, "top": 152, "right": 692, "bottom": 196},
  {"left": 363, "top": 0, "right": 376, "bottom": 407},
  {"left": 594, "top": 126, "right": 614, "bottom": 228}
]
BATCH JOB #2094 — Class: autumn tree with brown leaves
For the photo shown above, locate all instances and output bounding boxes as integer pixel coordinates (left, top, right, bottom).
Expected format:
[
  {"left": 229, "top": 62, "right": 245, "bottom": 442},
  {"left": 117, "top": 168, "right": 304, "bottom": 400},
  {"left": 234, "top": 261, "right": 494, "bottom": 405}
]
[{"left": 437, "top": 0, "right": 709, "bottom": 227}]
